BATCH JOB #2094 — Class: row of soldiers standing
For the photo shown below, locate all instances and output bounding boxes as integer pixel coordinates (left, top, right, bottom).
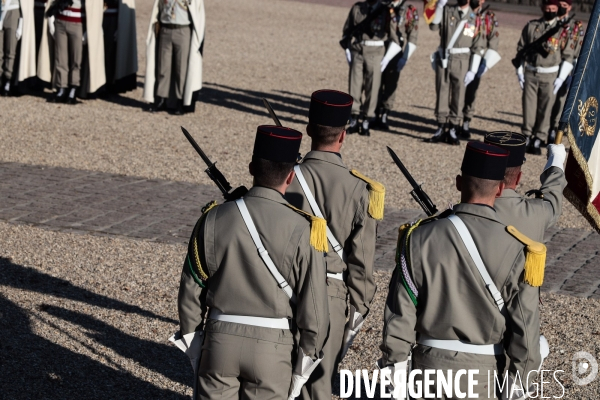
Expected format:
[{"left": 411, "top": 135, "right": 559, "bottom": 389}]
[
  {"left": 173, "top": 88, "right": 568, "bottom": 399},
  {"left": 341, "top": 0, "right": 583, "bottom": 157},
  {"left": 0, "top": 0, "right": 205, "bottom": 114}
]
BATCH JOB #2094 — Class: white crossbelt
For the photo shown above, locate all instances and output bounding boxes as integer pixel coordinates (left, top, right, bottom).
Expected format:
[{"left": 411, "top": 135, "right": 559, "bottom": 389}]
[
  {"left": 526, "top": 65, "right": 560, "bottom": 73},
  {"left": 361, "top": 40, "right": 385, "bottom": 47},
  {"left": 448, "top": 47, "right": 470, "bottom": 54},
  {"left": 418, "top": 334, "right": 504, "bottom": 355},
  {"left": 235, "top": 199, "right": 297, "bottom": 303},
  {"left": 294, "top": 165, "right": 346, "bottom": 264},
  {"left": 59, "top": 9, "right": 85, "bottom": 17},
  {"left": 447, "top": 215, "right": 505, "bottom": 312},
  {"left": 446, "top": 19, "right": 469, "bottom": 54},
  {"left": 209, "top": 309, "right": 290, "bottom": 330}
]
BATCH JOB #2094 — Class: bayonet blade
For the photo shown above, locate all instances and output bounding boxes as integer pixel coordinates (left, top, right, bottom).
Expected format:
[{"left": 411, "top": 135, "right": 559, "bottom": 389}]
[
  {"left": 386, "top": 146, "right": 420, "bottom": 190},
  {"left": 262, "top": 98, "right": 282, "bottom": 126},
  {"left": 181, "top": 126, "right": 214, "bottom": 167}
]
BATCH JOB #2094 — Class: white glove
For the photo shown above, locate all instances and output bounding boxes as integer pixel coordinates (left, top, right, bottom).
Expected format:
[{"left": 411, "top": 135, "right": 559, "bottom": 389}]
[
  {"left": 464, "top": 71, "right": 476, "bottom": 86},
  {"left": 340, "top": 306, "right": 365, "bottom": 360},
  {"left": 553, "top": 78, "right": 564, "bottom": 95},
  {"left": 82, "top": 31, "right": 87, "bottom": 44},
  {"left": 381, "top": 41, "right": 402, "bottom": 72},
  {"left": 432, "top": 0, "right": 447, "bottom": 25},
  {"left": 437, "top": 0, "right": 448, "bottom": 7},
  {"left": 16, "top": 18, "right": 23, "bottom": 41},
  {"left": 545, "top": 144, "right": 566, "bottom": 172},
  {"left": 484, "top": 48, "right": 502, "bottom": 70},
  {"left": 287, "top": 348, "right": 323, "bottom": 399},
  {"left": 345, "top": 48, "right": 352, "bottom": 65},
  {"left": 169, "top": 330, "right": 205, "bottom": 373},
  {"left": 48, "top": 16, "right": 56, "bottom": 37},
  {"left": 377, "top": 359, "right": 409, "bottom": 399},
  {"left": 517, "top": 68, "right": 525, "bottom": 90}
]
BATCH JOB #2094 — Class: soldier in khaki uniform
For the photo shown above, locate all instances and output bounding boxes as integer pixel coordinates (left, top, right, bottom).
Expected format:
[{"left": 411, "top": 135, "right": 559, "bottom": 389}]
[
  {"left": 341, "top": 0, "right": 400, "bottom": 136},
  {"left": 0, "top": 0, "right": 24, "bottom": 95},
  {"left": 460, "top": 0, "right": 502, "bottom": 138},
  {"left": 380, "top": 141, "right": 545, "bottom": 399},
  {"left": 516, "top": 0, "right": 575, "bottom": 155},
  {"left": 426, "top": 0, "right": 484, "bottom": 145},
  {"left": 285, "top": 90, "right": 381, "bottom": 399},
  {"left": 485, "top": 131, "right": 567, "bottom": 242},
  {"left": 372, "top": 3, "right": 419, "bottom": 131},
  {"left": 176, "top": 126, "right": 330, "bottom": 400},
  {"left": 548, "top": 0, "right": 584, "bottom": 144}
]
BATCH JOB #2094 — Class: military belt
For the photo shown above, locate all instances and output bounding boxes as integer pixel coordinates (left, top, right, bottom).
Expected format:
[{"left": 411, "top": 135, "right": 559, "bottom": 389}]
[
  {"left": 448, "top": 48, "right": 470, "bottom": 55},
  {"left": 209, "top": 309, "right": 290, "bottom": 330},
  {"left": 327, "top": 272, "right": 344, "bottom": 280},
  {"left": 526, "top": 65, "right": 559, "bottom": 73},
  {"left": 361, "top": 40, "right": 385, "bottom": 47},
  {"left": 161, "top": 23, "right": 191, "bottom": 29},
  {"left": 417, "top": 334, "right": 503, "bottom": 355}
]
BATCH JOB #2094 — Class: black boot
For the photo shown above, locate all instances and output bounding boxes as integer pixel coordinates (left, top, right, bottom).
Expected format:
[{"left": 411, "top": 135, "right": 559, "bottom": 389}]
[
  {"left": 48, "top": 88, "right": 67, "bottom": 103},
  {"left": 425, "top": 123, "right": 446, "bottom": 143},
  {"left": 173, "top": 100, "right": 184, "bottom": 115},
  {"left": 446, "top": 124, "right": 460, "bottom": 145},
  {"left": 347, "top": 114, "right": 360, "bottom": 134},
  {"left": 147, "top": 96, "right": 166, "bottom": 112},
  {"left": 0, "top": 81, "right": 10, "bottom": 97},
  {"left": 66, "top": 87, "right": 78, "bottom": 104},
  {"left": 377, "top": 109, "right": 390, "bottom": 131},
  {"left": 359, "top": 119, "right": 371, "bottom": 136},
  {"left": 459, "top": 119, "right": 471, "bottom": 139},
  {"left": 527, "top": 136, "right": 542, "bottom": 155}
]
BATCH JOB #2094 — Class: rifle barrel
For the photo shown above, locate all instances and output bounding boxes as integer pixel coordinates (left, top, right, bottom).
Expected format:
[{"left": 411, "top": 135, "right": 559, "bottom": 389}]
[{"left": 181, "top": 126, "right": 214, "bottom": 167}]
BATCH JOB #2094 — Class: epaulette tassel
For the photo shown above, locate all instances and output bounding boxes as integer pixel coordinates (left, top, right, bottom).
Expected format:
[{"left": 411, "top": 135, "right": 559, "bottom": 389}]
[
  {"left": 506, "top": 225, "right": 547, "bottom": 287},
  {"left": 350, "top": 169, "right": 386, "bottom": 220},
  {"left": 285, "top": 204, "right": 329, "bottom": 253}
]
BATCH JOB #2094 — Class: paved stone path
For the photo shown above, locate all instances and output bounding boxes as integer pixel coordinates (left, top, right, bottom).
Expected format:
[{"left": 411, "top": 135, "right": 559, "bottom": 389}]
[{"left": 1, "top": 162, "right": 599, "bottom": 299}]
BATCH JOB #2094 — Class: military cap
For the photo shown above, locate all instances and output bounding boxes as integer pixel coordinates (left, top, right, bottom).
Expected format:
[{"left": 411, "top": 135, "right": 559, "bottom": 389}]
[
  {"left": 253, "top": 125, "right": 302, "bottom": 163},
  {"left": 543, "top": 0, "right": 560, "bottom": 6},
  {"left": 484, "top": 131, "right": 527, "bottom": 167},
  {"left": 562, "top": 0, "right": 572, "bottom": 5},
  {"left": 461, "top": 141, "right": 509, "bottom": 181},
  {"left": 309, "top": 89, "right": 353, "bottom": 127}
]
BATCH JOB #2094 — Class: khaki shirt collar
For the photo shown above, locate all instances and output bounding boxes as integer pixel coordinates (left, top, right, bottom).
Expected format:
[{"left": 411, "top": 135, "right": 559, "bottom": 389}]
[
  {"left": 245, "top": 186, "right": 288, "bottom": 205},
  {"left": 302, "top": 150, "right": 348, "bottom": 170},
  {"left": 452, "top": 202, "right": 501, "bottom": 224},
  {"left": 498, "top": 188, "right": 522, "bottom": 199}
]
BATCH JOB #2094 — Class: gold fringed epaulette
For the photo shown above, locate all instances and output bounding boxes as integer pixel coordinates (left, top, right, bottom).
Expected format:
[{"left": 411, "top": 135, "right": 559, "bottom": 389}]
[
  {"left": 506, "top": 225, "right": 547, "bottom": 287},
  {"left": 285, "top": 204, "right": 328, "bottom": 253},
  {"left": 350, "top": 169, "right": 385, "bottom": 221},
  {"left": 187, "top": 201, "right": 219, "bottom": 288}
]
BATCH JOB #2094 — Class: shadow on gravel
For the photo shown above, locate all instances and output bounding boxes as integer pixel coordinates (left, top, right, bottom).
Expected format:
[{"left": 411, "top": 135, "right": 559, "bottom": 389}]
[
  {"left": 0, "top": 294, "right": 186, "bottom": 399},
  {"left": 198, "top": 82, "right": 309, "bottom": 125},
  {"left": 0, "top": 257, "right": 176, "bottom": 324}
]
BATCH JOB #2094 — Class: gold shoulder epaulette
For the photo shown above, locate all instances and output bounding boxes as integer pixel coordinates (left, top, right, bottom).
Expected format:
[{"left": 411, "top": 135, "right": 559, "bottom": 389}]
[
  {"left": 350, "top": 169, "right": 385, "bottom": 221},
  {"left": 506, "top": 225, "right": 547, "bottom": 287},
  {"left": 187, "top": 200, "right": 219, "bottom": 288},
  {"left": 284, "top": 204, "right": 328, "bottom": 253}
]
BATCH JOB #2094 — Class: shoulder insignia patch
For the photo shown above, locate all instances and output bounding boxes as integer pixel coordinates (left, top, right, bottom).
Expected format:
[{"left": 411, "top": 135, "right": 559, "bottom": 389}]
[
  {"left": 350, "top": 169, "right": 385, "bottom": 220},
  {"left": 506, "top": 225, "right": 547, "bottom": 287},
  {"left": 284, "top": 204, "right": 328, "bottom": 253},
  {"left": 187, "top": 200, "right": 219, "bottom": 288}
]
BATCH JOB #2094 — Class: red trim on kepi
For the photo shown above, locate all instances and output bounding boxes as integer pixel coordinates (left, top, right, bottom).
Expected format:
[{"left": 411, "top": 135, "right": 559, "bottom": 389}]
[
  {"left": 253, "top": 125, "right": 302, "bottom": 163},
  {"left": 309, "top": 89, "right": 353, "bottom": 127},
  {"left": 461, "top": 141, "right": 509, "bottom": 181}
]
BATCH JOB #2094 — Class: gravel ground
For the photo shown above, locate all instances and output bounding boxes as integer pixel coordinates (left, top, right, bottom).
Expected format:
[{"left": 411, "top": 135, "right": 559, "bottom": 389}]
[
  {"left": 1, "top": 0, "right": 599, "bottom": 398},
  {"left": 0, "top": 222, "right": 598, "bottom": 398},
  {"left": 0, "top": 0, "right": 590, "bottom": 230}
]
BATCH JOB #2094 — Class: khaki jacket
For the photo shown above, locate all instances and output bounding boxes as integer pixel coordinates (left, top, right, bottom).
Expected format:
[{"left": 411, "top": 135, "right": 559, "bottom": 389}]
[
  {"left": 381, "top": 203, "right": 541, "bottom": 380},
  {"left": 430, "top": 5, "right": 484, "bottom": 56},
  {"left": 517, "top": 17, "right": 576, "bottom": 68},
  {"left": 177, "top": 186, "right": 329, "bottom": 358},
  {"left": 495, "top": 167, "right": 567, "bottom": 242},
  {"left": 395, "top": 4, "right": 418, "bottom": 47},
  {"left": 285, "top": 151, "right": 377, "bottom": 317},
  {"left": 343, "top": 1, "right": 400, "bottom": 51},
  {"left": 482, "top": 10, "right": 499, "bottom": 52}
]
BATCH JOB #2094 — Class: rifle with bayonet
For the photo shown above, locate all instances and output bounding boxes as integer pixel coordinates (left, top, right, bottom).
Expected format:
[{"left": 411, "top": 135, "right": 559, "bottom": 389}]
[
  {"left": 181, "top": 126, "right": 248, "bottom": 202},
  {"left": 386, "top": 146, "right": 438, "bottom": 216},
  {"left": 339, "top": 0, "right": 405, "bottom": 50},
  {"left": 262, "top": 98, "right": 282, "bottom": 126},
  {"left": 511, "top": 14, "right": 575, "bottom": 69}
]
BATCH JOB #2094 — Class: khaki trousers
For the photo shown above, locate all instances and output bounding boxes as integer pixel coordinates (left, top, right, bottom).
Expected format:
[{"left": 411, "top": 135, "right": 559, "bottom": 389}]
[
  {"left": 411, "top": 346, "right": 502, "bottom": 399},
  {"left": 157, "top": 24, "right": 191, "bottom": 100},
  {"left": 378, "top": 53, "right": 403, "bottom": 111},
  {"left": 53, "top": 19, "right": 83, "bottom": 88},
  {"left": 522, "top": 70, "right": 557, "bottom": 141},
  {"left": 435, "top": 53, "right": 470, "bottom": 126},
  {"left": 0, "top": 9, "right": 20, "bottom": 80},
  {"left": 349, "top": 45, "right": 385, "bottom": 118},
  {"left": 550, "top": 76, "right": 570, "bottom": 130},
  {"left": 197, "top": 321, "right": 294, "bottom": 400},
  {"left": 463, "top": 75, "right": 482, "bottom": 120},
  {"left": 299, "top": 279, "right": 347, "bottom": 399}
]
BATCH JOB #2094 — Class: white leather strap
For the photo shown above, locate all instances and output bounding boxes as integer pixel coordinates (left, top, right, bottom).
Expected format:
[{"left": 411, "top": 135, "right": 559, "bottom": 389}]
[
  {"left": 526, "top": 65, "right": 560, "bottom": 73},
  {"left": 327, "top": 272, "right": 344, "bottom": 280},
  {"left": 294, "top": 165, "right": 346, "bottom": 262},
  {"left": 446, "top": 19, "right": 469, "bottom": 54},
  {"left": 235, "top": 199, "right": 297, "bottom": 303},
  {"left": 210, "top": 309, "right": 290, "bottom": 330},
  {"left": 448, "top": 47, "right": 470, "bottom": 54},
  {"left": 418, "top": 334, "right": 503, "bottom": 355},
  {"left": 361, "top": 40, "right": 385, "bottom": 46},
  {"left": 447, "top": 215, "right": 505, "bottom": 312}
]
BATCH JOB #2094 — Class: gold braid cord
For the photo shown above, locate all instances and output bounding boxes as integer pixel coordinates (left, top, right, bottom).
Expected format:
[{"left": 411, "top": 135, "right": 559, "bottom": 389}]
[{"left": 187, "top": 201, "right": 218, "bottom": 286}]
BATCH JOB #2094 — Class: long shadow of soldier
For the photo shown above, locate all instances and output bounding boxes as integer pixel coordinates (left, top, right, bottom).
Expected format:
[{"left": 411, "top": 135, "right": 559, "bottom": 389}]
[{"left": 0, "top": 293, "right": 185, "bottom": 399}]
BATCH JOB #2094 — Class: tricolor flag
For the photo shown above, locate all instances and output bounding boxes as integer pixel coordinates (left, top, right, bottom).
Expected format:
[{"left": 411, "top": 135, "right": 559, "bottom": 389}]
[
  {"left": 559, "top": 0, "right": 600, "bottom": 233},
  {"left": 423, "top": 0, "right": 438, "bottom": 24}
]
